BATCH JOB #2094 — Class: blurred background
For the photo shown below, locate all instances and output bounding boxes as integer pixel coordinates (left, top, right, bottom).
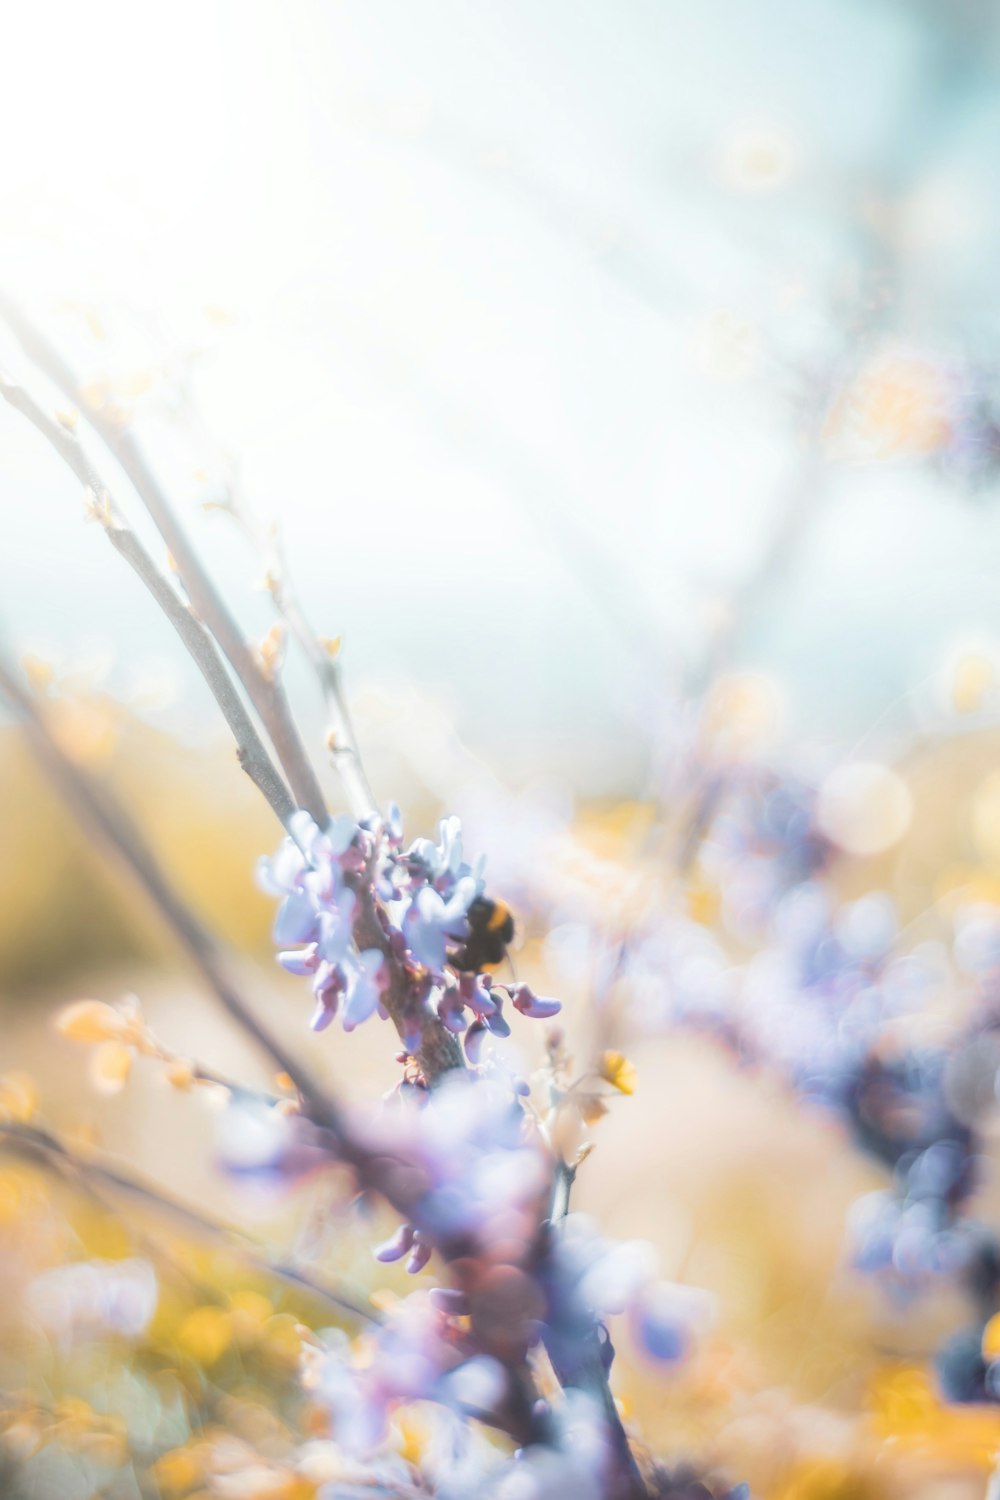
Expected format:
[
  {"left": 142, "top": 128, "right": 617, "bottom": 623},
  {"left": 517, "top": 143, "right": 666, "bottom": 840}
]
[{"left": 7, "top": 2, "right": 1000, "bottom": 1497}]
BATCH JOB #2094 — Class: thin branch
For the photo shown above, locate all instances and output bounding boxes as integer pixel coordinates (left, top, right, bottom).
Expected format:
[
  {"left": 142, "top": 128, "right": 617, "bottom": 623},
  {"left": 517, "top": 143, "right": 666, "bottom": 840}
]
[
  {"left": 0, "top": 653, "right": 346, "bottom": 1140},
  {"left": 0, "top": 369, "right": 297, "bottom": 830},
  {"left": 213, "top": 479, "right": 377, "bottom": 820},
  {"left": 0, "top": 292, "right": 329, "bottom": 827},
  {"left": 548, "top": 1157, "right": 577, "bottom": 1225},
  {"left": 0, "top": 1121, "right": 378, "bottom": 1326},
  {"left": 0, "top": 651, "right": 463, "bottom": 1148},
  {"left": 0, "top": 1121, "right": 548, "bottom": 1443}
]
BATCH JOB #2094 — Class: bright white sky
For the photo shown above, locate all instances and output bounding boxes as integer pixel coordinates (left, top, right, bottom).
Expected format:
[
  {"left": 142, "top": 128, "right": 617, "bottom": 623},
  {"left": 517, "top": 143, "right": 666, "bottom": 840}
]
[{"left": 2, "top": 0, "right": 1000, "bottom": 795}]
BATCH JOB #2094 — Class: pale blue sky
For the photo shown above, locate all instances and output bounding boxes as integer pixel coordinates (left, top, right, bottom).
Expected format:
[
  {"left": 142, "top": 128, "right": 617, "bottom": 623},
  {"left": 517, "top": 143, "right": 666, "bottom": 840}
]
[{"left": 2, "top": 0, "right": 1000, "bottom": 796}]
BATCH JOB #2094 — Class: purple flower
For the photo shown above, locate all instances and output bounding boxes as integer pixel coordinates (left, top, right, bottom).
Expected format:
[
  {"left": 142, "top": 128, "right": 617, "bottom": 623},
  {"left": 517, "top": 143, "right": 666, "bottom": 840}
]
[
  {"left": 263, "top": 808, "right": 567, "bottom": 1050},
  {"left": 27, "top": 1258, "right": 158, "bottom": 1346},
  {"left": 342, "top": 950, "right": 387, "bottom": 1031},
  {"left": 510, "top": 982, "right": 562, "bottom": 1020},
  {"left": 364, "top": 1075, "right": 548, "bottom": 1267},
  {"left": 630, "top": 1283, "right": 715, "bottom": 1367},
  {"left": 406, "top": 877, "right": 479, "bottom": 973},
  {"left": 311, "top": 1292, "right": 505, "bottom": 1455}
]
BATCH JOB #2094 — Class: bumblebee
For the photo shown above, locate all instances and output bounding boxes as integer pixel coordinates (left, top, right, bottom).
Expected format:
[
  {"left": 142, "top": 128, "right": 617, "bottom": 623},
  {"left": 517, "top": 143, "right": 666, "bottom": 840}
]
[{"left": 449, "top": 895, "right": 515, "bottom": 973}]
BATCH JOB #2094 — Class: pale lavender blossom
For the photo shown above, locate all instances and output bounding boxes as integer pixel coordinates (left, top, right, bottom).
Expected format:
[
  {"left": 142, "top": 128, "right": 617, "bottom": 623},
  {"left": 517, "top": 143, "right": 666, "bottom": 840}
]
[
  {"left": 27, "top": 1257, "right": 158, "bottom": 1346},
  {"left": 312, "top": 1292, "right": 505, "bottom": 1455}
]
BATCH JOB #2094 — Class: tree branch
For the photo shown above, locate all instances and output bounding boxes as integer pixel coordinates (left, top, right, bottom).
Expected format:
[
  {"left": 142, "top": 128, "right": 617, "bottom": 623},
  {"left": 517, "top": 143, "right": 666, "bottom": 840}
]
[
  {"left": 0, "top": 1120, "right": 377, "bottom": 1326},
  {"left": 0, "top": 293, "right": 329, "bottom": 827},
  {"left": 0, "top": 369, "right": 297, "bottom": 830},
  {"left": 0, "top": 652, "right": 346, "bottom": 1140},
  {"left": 213, "top": 479, "right": 377, "bottom": 820}
]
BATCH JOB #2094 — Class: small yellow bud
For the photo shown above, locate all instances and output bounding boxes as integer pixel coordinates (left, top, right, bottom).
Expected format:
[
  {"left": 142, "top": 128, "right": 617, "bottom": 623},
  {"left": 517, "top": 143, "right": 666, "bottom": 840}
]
[
  {"left": 55, "top": 407, "right": 79, "bottom": 431},
  {"left": 164, "top": 1058, "right": 195, "bottom": 1091},
  {"left": 83, "top": 488, "right": 113, "bottom": 527},
  {"left": 320, "top": 636, "right": 342, "bottom": 658},
  {"left": 90, "top": 1040, "right": 134, "bottom": 1094},
  {"left": 55, "top": 999, "right": 130, "bottom": 1045},
  {"left": 598, "top": 1050, "right": 637, "bottom": 1096},
  {"left": 257, "top": 623, "right": 286, "bottom": 681}
]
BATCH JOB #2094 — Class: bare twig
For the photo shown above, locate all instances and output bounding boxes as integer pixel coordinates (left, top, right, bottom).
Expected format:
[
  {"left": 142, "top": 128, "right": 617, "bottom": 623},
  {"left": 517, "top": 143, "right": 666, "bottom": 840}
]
[
  {"left": 0, "top": 653, "right": 346, "bottom": 1138},
  {"left": 0, "top": 370, "right": 297, "bottom": 830},
  {"left": 0, "top": 293, "right": 329, "bottom": 826},
  {"left": 213, "top": 481, "right": 377, "bottom": 820},
  {"left": 0, "top": 1120, "right": 378, "bottom": 1326},
  {"left": 548, "top": 1157, "right": 577, "bottom": 1225}
]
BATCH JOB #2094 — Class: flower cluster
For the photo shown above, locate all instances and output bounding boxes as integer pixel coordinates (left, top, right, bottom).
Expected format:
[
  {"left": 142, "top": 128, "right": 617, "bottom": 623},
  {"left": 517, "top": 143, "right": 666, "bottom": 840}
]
[
  {"left": 258, "top": 809, "right": 388, "bottom": 1034},
  {"left": 540, "top": 746, "right": 1000, "bottom": 1378},
  {"left": 371, "top": 1072, "right": 549, "bottom": 1280},
  {"left": 702, "top": 770, "right": 833, "bottom": 938},
  {"left": 543, "top": 1214, "right": 716, "bottom": 1379},
  {"left": 305, "top": 1291, "right": 506, "bottom": 1457},
  {"left": 259, "top": 807, "right": 559, "bottom": 1057},
  {"left": 277, "top": 1064, "right": 715, "bottom": 1492}
]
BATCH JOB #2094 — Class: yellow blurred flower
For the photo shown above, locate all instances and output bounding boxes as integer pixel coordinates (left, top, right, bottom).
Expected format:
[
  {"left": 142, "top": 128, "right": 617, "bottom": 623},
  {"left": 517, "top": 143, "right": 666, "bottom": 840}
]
[
  {"left": 599, "top": 1050, "right": 638, "bottom": 1095},
  {"left": 869, "top": 1364, "right": 1000, "bottom": 1470},
  {"left": 176, "top": 1305, "right": 234, "bottom": 1365}
]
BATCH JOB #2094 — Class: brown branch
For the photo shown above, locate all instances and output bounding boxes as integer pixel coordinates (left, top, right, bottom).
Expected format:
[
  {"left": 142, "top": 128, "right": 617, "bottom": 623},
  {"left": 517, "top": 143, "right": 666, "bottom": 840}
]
[{"left": 352, "top": 884, "right": 465, "bottom": 1081}]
